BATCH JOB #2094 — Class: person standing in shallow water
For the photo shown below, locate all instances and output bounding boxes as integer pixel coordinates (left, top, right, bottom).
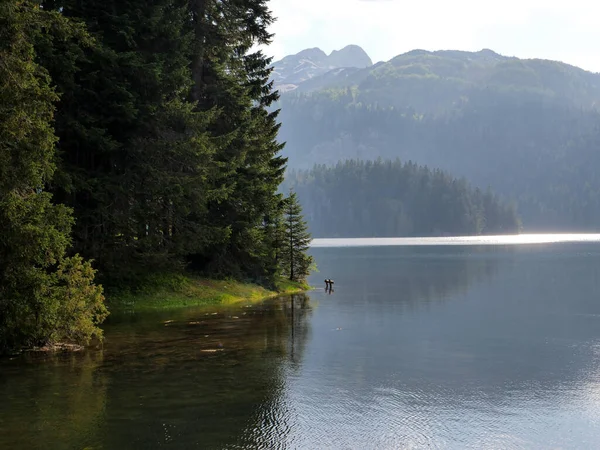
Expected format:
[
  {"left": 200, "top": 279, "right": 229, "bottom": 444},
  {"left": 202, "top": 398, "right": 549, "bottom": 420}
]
[{"left": 324, "top": 279, "right": 334, "bottom": 293}]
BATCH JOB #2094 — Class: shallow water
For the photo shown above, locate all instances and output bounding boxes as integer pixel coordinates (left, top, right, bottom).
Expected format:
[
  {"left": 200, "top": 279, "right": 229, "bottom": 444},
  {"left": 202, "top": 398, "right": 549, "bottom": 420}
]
[{"left": 2, "top": 237, "right": 600, "bottom": 449}]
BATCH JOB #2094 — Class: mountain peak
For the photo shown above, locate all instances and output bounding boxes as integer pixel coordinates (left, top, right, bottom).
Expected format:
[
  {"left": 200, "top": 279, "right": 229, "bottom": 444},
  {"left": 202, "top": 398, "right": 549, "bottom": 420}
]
[
  {"left": 271, "top": 45, "right": 373, "bottom": 91},
  {"left": 329, "top": 45, "right": 373, "bottom": 68},
  {"left": 478, "top": 48, "right": 500, "bottom": 56},
  {"left": 295, "top": 47, "right": 328, "bottom": 61}
]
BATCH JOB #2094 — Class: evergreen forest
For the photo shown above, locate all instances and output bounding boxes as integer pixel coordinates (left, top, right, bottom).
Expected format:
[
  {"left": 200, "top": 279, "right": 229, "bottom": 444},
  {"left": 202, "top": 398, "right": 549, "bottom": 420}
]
[
  {"left": 283, "top": 160, "right": 521, "bottom": 238},
  {"left": 0, "top": 0, "right": 305, "bottom": 354}
]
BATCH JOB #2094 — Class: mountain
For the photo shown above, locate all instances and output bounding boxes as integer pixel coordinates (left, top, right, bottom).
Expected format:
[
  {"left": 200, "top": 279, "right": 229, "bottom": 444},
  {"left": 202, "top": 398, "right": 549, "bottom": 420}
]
[
  {"left": 270, "top": 45, "right": 372, "bottom": 93},
  {"left": 273, "top": 47, "right": 600, "bottom": 232},
  {"left": 280, "top": 48, "right": 600, "bottom": 109}
]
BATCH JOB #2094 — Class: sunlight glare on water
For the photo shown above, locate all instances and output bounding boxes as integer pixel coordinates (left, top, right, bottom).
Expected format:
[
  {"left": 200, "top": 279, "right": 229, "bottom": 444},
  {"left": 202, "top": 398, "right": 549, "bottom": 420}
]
[{"left": 310, "top": 233, "right": 600, "bottom": 247}]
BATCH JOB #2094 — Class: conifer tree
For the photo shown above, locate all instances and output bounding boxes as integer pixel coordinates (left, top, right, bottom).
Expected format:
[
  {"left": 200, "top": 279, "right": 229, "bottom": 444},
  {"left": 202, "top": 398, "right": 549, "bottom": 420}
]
[
  {"left": 0, "top": 1, "right": 106, "bottom": 354},
  {"left": 38, "top": 0, "right": 224, "bottom": 281},
  {"left": 187, "top": 0, "right": 288, "bottom": 282},
  {"left": 32, "top": 0, "right": 293, "bottom": 287},
  {"left": 280, "top": 192, "right": 313, "bottom": 282}
]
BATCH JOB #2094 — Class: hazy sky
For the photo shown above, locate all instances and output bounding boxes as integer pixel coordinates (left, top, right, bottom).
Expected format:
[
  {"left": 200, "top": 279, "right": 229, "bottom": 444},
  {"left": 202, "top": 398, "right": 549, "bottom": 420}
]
[{"left": 267, "top": 0, "right": 600, "bottom": 72}]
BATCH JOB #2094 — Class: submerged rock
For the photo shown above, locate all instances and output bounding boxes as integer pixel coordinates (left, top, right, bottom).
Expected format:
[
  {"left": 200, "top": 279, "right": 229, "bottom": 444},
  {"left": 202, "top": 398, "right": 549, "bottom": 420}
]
[{"left": 28, "top": 343, "right": 84, "bottom": 353}]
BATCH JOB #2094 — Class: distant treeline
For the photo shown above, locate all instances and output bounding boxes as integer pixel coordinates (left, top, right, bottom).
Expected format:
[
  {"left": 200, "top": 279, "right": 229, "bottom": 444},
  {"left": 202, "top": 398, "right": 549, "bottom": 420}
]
[{"left": 283, "top": 159, "right": 521, "bottom": 238}]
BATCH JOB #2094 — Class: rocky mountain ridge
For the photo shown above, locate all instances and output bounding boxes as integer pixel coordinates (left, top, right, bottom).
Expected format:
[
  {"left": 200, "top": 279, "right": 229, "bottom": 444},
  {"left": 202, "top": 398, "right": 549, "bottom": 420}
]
[{"left": 270, "top": 45, "right": 372, "bottom": 92}]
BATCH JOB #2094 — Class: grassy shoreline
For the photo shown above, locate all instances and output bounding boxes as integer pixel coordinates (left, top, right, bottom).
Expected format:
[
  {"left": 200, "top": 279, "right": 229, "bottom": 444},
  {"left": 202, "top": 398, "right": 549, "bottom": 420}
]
[{"left": 107, "top": 274, "right": 311, "bottom": 312}]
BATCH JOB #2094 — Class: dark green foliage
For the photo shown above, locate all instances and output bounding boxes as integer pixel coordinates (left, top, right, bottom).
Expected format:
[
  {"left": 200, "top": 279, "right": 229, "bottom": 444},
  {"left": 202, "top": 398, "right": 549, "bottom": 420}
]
[
  {"left": 184, "top": 0, "right": 288, "bottom": 283},
  {"left": 36, "top": 0, "right": 223, "bottom": 282},
  {"left": 0, "top": 1, "right": 106, "bottom": 354},
  {"left": 282, "top": 160, "right": 521, "bottom": 238},
  {"left": 32, "top": 0, "right": 290, "bottom": 286},
  {"left": 1, "top": 0, "right": 307, "bottom": 354},
  {"left": 280, "top": 192, "right": 313, "bottom": 282}
]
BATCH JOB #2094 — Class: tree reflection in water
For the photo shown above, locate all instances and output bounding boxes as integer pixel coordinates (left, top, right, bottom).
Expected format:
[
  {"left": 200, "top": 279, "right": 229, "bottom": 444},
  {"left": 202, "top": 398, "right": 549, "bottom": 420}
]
[{"left": 0, "top": 294, "right": 313, "bottom": 450}]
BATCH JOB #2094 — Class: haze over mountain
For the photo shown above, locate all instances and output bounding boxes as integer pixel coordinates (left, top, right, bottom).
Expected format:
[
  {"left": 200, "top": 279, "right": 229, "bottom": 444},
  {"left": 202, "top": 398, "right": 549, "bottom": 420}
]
[
  {"left": 276, "top": 48, "right": 600, "bottom": 108},
  {"left": 273, "top": 47, "right": 600, "bottom": 233},
  {"left": 270, "top": 45, "right": 372, "bottom": 93}
]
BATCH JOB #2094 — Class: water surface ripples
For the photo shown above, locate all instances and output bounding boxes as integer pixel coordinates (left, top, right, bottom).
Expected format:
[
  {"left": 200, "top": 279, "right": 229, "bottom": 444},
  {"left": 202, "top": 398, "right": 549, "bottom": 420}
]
[{"left": 2, "top": 240, "right": 600, "bottom": 449}]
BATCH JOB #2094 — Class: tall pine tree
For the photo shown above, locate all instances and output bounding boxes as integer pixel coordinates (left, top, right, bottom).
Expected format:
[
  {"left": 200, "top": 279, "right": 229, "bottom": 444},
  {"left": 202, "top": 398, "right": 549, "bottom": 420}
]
[{"left": 187, "top": 0, "right": 288, "bottom": 283}]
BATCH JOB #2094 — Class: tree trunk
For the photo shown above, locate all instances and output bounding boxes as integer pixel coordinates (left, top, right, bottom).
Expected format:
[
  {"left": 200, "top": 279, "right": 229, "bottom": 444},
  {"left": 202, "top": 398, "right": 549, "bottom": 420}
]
[
  {"left": 289, "top": 215, "right": 294, "bottom": 281},
  {"left": 190, "top": 0, "right": 206, "bottom": 104}
]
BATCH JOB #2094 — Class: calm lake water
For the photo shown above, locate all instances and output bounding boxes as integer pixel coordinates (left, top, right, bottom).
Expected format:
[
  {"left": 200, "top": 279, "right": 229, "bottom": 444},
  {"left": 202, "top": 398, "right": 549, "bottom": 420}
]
[{"left": 2, "top": 235, "right": 600, "bottom": 449}]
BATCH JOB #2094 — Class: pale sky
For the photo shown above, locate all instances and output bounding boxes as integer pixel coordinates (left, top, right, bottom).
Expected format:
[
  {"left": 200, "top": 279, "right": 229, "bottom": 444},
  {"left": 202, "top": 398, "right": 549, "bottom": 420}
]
[{"left": 266, "top": 0, "right": 600, "bottom": 73}]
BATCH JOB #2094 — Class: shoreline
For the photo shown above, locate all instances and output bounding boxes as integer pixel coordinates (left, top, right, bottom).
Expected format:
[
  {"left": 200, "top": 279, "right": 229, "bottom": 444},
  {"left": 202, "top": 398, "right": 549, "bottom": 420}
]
[
  {"left": 106, "top": 275, "right": 312, "bottom": 313},
  {"left": 2, "top": 277, "right": 311, "bottom": 357}
]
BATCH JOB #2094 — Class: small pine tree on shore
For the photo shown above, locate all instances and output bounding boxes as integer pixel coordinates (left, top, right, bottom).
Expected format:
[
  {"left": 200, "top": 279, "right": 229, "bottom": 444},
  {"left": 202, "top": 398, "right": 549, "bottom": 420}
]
[{"left": 280, "top": 192, "right": 313, "bottom": 282}]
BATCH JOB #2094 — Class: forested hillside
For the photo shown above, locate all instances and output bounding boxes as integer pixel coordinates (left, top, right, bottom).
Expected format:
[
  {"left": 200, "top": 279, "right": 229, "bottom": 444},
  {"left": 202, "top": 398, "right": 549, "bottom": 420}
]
[
  {"left": 288, "top": 49, "right": 600, "bottom": 108},
  {"left": 282, "top": 160, "right": 521, "bottom": 238},
  {"left": 0, "top": 0, "right": 305, "bottom": 354},
  {"left": 273, "top": 49, "right": 600, "bottom": 231}
]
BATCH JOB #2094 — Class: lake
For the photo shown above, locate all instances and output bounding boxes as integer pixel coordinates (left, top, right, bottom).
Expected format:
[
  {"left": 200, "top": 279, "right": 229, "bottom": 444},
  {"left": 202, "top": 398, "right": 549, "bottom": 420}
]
[{"left": 2, "top": 235, "right": 600, "bottom": 449}]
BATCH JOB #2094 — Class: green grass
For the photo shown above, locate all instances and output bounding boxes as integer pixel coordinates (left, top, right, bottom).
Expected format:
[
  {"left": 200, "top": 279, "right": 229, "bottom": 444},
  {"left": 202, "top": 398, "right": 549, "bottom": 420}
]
[
  {"left": 274, "top": 278, "right": 310, "bottom": 295},
  {"left": 107, "top": 274, "right": 311, "bottom": 312}
]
